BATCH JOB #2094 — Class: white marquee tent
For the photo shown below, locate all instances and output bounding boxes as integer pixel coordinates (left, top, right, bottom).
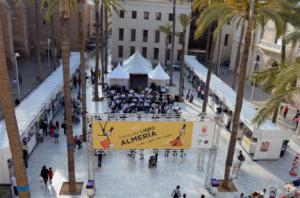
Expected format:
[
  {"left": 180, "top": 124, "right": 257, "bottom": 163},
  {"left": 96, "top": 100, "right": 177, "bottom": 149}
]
[
  {"left": 148, "top": 63, "right": 170, "bottom": 86},
  {"left": 123, "top": 51, "right": 153, "bottom": 74},
  {"left": 107, "top": 63, "right": 129, "bottom": 88}
]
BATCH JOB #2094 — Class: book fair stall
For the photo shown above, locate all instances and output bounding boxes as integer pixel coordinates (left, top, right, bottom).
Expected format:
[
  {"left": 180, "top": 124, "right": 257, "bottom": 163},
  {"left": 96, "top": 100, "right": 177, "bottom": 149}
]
[
  {"left": 0, "top": 52, "right": 80, "bottom": 186},
  {"left": 185, "top": 55, "right": 292, "bottom": 160}
]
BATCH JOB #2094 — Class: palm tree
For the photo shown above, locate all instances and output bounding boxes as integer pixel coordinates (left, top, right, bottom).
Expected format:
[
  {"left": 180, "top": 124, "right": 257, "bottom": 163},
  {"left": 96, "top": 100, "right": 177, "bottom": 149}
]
[
  {"left": 104, "top": 8, "right": 109, "bottom": 74},
  {"left": 177, "top": 14, "right": 191, "bottom": 102},
  {"left": 194, "top": 0, "right": 285, "bottom": 188},
  {"left": 35, "top": 0, "right": 43, "bottom": 81},
  {"left": 169, "top": 0, "right": 176, "bottom": 86},
  {"left": 157, "top": 24, "right": 172, "bottom": 73},
  {"left": 100, "top": 3, "right": 105, "bottom": 87},
  {"left": 43, "top": 0, "right": 79, "bottom": 192},
  {"left": 0, "top": 13, "right": 30, "bottom": 198},
  {"left": 78, "top": 0, "right": 87, "bottom": 142},
  {"left": 94, "top": 0, "right": 100, "bottom": 101},
  {"left": 252, "top": 60, "right": 300, "bottom": 127}
]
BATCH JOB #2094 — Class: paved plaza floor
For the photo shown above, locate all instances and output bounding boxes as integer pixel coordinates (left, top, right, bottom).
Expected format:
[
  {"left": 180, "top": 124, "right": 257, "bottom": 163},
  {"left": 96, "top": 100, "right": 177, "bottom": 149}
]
[{"left": 22, "top": 56, "right": 300, "bottom": 198}]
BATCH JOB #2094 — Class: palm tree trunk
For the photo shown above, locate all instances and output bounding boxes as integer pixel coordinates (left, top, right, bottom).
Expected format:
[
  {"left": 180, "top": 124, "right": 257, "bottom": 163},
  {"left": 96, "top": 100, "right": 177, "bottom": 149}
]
[
  {"left": 169, "top": 0, "right": 176, "bottom": 86},
  {"left": 94, "top": 5, "right": 100, "bottom": 101},
  {"left": 35, "top": 0, "right": 42, "bottom": 81},
  {"left": 104, "top": 8, "right": 108, "bottom": 74},
  {"left": 179, "top": 33, "right": 186, "bottom": 102},
  {"left": 164, "top": 40, "right": 168, "bottom": 72},
  {"left": 0, "top": 16, "right": 30, "bottom": 198},
  {"left": 216, "top": 30, "right": 223, "bottom": 76},
  {"left": 223, "top": 17, "right": 254, "bottom": 188},
  {"left": 202, "top": 24, "right": 212, "bottom": 113},
  {"left": 272, "top": 25, "right": 287, "bottom": 123},
  {"left": 61, "top": 11, "right": 76, "bottom": 192},
  {"left": 50, "top": 15, "right": 57, "bottom": 71},
  {"left": 78, "top": 0, "right": 87, "bottom": 142},
  {"left": 232, "top": 21, "right": 245, "bottom": 89},
  {"left": 100, "top": 3, "right": 105, "bottom": 87}
]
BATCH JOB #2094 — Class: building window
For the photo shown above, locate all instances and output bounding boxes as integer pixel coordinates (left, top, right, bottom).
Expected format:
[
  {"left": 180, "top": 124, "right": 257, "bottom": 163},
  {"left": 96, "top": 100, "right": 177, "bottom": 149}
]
[
  {"left": 177, "top": 50, "right": 182, "bottom": 61},
  {"left": 132, "top": 11, "right": 137, "bottom": 19},
  {"left": 144, "top": 12, "right": 149, "bottom": 20},
  {"left": 119, "top": 10, "right": 125, "bottom": 18},
  {"left": 168, "top": 35, "right": 172, "bottom": 44},
  {"left": 178, "top": 34, "right": 183, "bottom": 44},
  {"left": 118, "top": 46, "right": 123, "bottom": 57},
  {"left": 156, "top": 12, "right": 161, "bottom": 20},
  {"left": 142, "top": 47, "right": 147, "bottom": 58},
  {"left": 154, "top": 48, "right": 159, "bottom": 60},
  {"left": 155, "top": 31, "right": 160, "bottom": 43},
  {"left": 143, "top": 30, "right": 148, "bottom": 42},
  {"left": 224, "top": 34, "right": 229, "bottom": 46},
  {"left": 119, "top": 28, "right": 124, "bottom": 41},
  {"left": 131, "top": 29, "right": 136, "bottom": 41},
  {"left": 130, "top": 46, "right": 135, "bottom": 55},
  {"left": 168, "top": 13, "right": 174, "bottom": 21},
  {"left": 167, "top": 49, "right": 171, "bottom": 61}
]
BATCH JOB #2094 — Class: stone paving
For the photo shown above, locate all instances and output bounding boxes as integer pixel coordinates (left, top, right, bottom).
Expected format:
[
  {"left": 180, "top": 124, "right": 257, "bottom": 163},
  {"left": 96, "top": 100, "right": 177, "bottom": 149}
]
[{"left": 23, "top": 56, "right": 300, "bottom": 198}]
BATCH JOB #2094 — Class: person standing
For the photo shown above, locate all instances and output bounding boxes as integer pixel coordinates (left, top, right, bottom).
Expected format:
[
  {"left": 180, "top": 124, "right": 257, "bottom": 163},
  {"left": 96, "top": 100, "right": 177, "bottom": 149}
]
[
  {"left": 61, "top": 122, "right": 66, "bottom": 135},
  {"left": 283, "top": 105, "right": 289, "bottom": 119},
  {"left": 55, "top": 120, "right": 60, "bottom": 131},
  {"left": 40, "top": 166, "right": 49, "bottom": 187},
  {"left": 200, "top": 195, "right": 205, "bottom": 198},
  {"left": 183, "top": 193, "right": 186, "bottom": 198},
  {"left": 185, "top": 89, "right": 190, "bottom": 101},
  {"left": 54, "top": 127, "right": 59, "bottom": 144},
  {"left": 11, "top": 176, "right": 18, "bottom": 196},
  {"left": 48, "top": 167, "right": 54, "bottom": 184},
  {"left": 154, "top": 149, "right": 159, "bottom": 162},
  {"left": 23, "top": 149, "right": 28, "bottom": 168},
  {"left": 98, "top": 151, "right": 103, "bottom": 167},
  {"left": 237, "top": 151, "right": 245, "bottom": 172},
  {"left": 171, "top": 185, "right": 181, "bottom": 198}
]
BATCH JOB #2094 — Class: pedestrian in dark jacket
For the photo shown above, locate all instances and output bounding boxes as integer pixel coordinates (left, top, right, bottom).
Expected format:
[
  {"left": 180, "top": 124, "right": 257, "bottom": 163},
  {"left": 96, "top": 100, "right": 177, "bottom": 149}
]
[{"left": 40, "top": 166, "right": 49, "bottom": 187}]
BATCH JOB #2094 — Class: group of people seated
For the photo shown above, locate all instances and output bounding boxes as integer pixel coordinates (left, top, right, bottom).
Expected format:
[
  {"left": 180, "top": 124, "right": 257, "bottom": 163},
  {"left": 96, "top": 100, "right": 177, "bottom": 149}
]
[{"left": 107, "top": 84, "right": 181, "bottom": 115}]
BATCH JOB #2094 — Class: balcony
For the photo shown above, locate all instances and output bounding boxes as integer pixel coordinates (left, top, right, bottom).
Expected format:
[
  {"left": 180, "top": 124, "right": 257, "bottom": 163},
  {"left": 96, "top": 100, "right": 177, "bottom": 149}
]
[{"left": 258, "top": 40, "right": 282, "bottom": 53}]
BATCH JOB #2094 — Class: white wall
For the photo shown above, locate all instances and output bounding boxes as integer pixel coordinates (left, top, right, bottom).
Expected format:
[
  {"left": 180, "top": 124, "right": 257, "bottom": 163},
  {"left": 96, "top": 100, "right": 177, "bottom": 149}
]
[{"left": 111, "top": 0, "right": 191, "bottom": 65}]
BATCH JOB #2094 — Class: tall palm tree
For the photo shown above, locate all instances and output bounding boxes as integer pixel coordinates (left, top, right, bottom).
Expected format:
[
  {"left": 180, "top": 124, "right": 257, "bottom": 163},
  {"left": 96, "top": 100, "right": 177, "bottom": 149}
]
[
  {"left": 35, "top": 0, "right": 43, "bottom": 81},
  {"left": 94, "top": 0, "right": 100, "bottom": 101},
  {"left": 104, "top": 7, "right": 109, "bottom": 74},
  {"left": 252, "top": 60, "right": 300, "bottom": 127},
  {"left": 0, "top": 13, "right": 30, "bottom": 198},
  {"left": 194, "top": 0, "right": 285, "bottom": 188},
  {"left": 169, "top": 0, "right": 176, "bottom": 86},
  {"left": 177, "top": 14, "right": 191, "bottom": 102},
  {"left": 157, "top": 24, "right": 172, "bottom": 73},
  {"left": 78, "top": 0, "right": 87, "bottom": 142},
  {"left": 100, "top": 2, "right": 105, "bottom": 87},
  {"left": 43, "top": 0, "right": 79, "bottom": 192}
]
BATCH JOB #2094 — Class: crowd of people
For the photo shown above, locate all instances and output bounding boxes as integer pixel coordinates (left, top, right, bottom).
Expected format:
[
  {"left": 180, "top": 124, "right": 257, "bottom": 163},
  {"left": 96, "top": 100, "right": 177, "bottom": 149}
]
[{"left": 107, "top": 84, "right": 182, "bottom": 115}]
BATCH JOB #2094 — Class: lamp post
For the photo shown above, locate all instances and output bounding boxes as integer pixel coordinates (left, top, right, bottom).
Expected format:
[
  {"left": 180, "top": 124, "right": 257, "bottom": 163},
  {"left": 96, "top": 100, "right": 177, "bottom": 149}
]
[
  {"left": 15, "top": 52, "right": 21, "bottom": 99},
  {"left": 48, "top": 38, "right": 51, "bottom": 73}
]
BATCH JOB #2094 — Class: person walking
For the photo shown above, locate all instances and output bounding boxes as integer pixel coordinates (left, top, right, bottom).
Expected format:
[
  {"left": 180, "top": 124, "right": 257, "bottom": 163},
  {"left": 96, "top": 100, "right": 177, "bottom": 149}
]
[
  {"left": 11, "top": 176, "right": 18, "bottom": 196},
  {"left": 239, "top": 193, "right": 245, "bottom": 198},
  {"left": 185, "top": 89, "right": 190, "bottom": 101},
  {"left": 183, "top": 193, "right": 186, "bottom": 198},
  {"left": 23, "top": 149, "right": 28, "bottom": 168},
  {"left": 48, "top": 167, "right": 54, "bottom": 184},
  {"left": 54, "top": 127, "right": 59, "bottom": 144},
  {"left": 154, "top": 149, "right": 159, "bottom": 162},
  {"left": 237, "top": 150, "right": 245, "bottom": 172},
  {"left": 61, "top": 122, "right": 66, "bottom": 135},
  {"left": 40, "top": 166, "right": 49, "bottom": 187},
  {"left": 55, "top": 120, "right": 60, "bottom": 130},
  {"left": 189, "top": 91, "right": 194, "bottom": 103},
  {"left": 171, "top": 185, "right": 181, "bottom": 198},
  {"left": 283, "top": 105, "right": 289, "bottom": 119},
  {"left": 98, "top": 151, "right": 103, "bottom": 167}
]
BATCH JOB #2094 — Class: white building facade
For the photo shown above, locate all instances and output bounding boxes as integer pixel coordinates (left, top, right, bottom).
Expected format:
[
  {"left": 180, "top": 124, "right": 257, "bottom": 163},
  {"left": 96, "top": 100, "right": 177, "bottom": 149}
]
[{"left": 111, "top": 0, "right": 192, "bottom": 66}]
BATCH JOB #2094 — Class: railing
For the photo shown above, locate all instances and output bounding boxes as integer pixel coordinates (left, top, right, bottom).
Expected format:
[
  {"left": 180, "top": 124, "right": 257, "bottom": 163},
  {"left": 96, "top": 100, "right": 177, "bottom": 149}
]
[{"left": 259, "top": 40, "right": 282, "bottom": 51}]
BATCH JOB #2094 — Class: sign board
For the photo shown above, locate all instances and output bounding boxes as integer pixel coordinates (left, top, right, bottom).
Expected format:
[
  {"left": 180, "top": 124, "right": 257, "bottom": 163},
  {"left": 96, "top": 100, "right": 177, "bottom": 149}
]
[{"left": 92, "top": 120, "right": 215, "bottom": 150}]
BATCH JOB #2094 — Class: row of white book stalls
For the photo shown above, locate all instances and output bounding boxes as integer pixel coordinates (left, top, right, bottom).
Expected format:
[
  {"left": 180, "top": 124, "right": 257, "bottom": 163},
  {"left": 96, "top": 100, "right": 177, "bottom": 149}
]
[
  {"left": 185, "top": 55, "right": 300, "bottom": 197},
  {"left": 0, "top": 53, "right": 80, "bottom": 195}
]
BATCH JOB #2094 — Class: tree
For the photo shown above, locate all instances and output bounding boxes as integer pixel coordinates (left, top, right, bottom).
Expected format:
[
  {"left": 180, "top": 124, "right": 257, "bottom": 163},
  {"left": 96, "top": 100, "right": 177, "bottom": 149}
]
[
  {"left": 94, "top": 0, "right": 100, "bottom": 101},
  {"left": 252, "top": 60, "right": 300, "bottom": 127},
  {"left": 0, "top": 11, "right": 30, "bottom": 198},
  {"left": 177, "top": 14, "right": 191, "bottom": 102},
  {"left": 157, "top": 24, "right": 172, "bottom": 73},
  {"left": 104, "top": 7, "right": 109, "bottom": 74},
  {"left": 169, "top": 0, "right": 176, "bottom": 86},
  {"left": 34, "top": 0, "right": 43, "bottom": 81},
  {"left": 78, "top": 0, "right": 87, "bottom": 142},
  {"left": 193, "top": 0, "right": 285, "bottom": 188},
  {"left": 100, "top": 2, "right": 105, "bottom": 87}
]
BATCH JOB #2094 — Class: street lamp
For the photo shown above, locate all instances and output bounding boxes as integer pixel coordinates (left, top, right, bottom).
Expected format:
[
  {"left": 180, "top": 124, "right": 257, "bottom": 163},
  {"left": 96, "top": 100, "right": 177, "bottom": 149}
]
[
  {"left": 15, "top": 53, "right": 21, "bottom": 99},
  {"left": 48, "top": 38, "right": 51, "bottom": 74},
  {"left": 250, "top": 58, "right": 260, "bottom": 101}
]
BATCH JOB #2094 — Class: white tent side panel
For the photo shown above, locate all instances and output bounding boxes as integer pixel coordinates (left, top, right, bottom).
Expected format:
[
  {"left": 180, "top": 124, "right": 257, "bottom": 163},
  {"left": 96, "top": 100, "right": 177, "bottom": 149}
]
[{"left": 109, "top": 79, "right": 129, "bottom": 88}]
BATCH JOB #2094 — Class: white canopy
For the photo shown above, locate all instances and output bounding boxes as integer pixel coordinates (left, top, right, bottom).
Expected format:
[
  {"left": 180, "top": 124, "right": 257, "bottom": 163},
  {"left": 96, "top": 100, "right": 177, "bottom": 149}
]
[
  {"left": 107, "top": 63, "right": 129, "bottom": 79},
  {"left": 123, "top": 51, "right": 153, "bottom": 74},
  {"left": 149, "top": 63, "right": 170, "bottom": 80}
]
